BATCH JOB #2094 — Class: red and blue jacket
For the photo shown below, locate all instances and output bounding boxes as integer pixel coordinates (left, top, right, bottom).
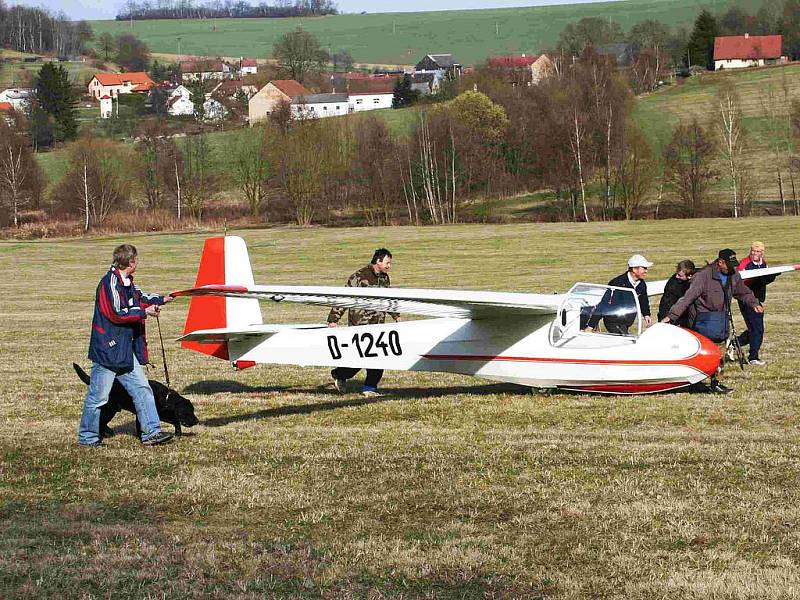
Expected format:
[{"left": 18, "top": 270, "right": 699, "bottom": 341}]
[
  {"left": 737, "top": 256, "right": 776, "bottom": 303},
  {"left": 88, "top": 266, "right": 166, "bottom": 370}
]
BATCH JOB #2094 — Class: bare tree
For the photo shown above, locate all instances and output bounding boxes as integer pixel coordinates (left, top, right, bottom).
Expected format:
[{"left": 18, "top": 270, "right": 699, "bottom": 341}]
[
  {"left": 228, "top": 125, "right": 270, "bottom": 218},
  {"left": 664, "top": 119, "right": 717, "bottom": 218},
  {"left": 614, "top": 123, "right": 655, "bottom": 220},
  {"left": 715, "top": 81, "right": 746, "bottom": 218},
  {"left": 55, "top": 136, "right": 134, "bottom": 229},
  {"left": 0, "top": 116, "right": 44, "bottom": 227}
]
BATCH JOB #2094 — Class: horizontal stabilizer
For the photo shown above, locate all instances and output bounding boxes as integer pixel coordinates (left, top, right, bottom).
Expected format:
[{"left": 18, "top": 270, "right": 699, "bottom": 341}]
[{"left": 179, "top": 323, "right": 327, "bottom": 343}]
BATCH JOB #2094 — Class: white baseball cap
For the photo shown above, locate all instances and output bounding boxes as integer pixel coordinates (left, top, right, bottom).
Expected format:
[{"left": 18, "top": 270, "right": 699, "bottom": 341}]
[{"left": 628, "top": 254, "right": 653, "bottom": 268}]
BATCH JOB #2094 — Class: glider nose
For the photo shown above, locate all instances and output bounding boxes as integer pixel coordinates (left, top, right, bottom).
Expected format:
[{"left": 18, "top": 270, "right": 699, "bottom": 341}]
[{"left": 685, "top": 328, "right": 722, "bottom": 377}]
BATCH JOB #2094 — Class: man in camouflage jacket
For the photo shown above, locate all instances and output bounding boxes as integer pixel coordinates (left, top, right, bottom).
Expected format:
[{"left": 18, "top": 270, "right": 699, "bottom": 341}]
[{"left": 327, "top": 248, "right": 398, "bottom": 396}]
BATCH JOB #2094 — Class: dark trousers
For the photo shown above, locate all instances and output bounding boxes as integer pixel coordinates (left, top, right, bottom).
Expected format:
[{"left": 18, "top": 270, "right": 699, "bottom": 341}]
[
  {"left": 332, "top": 367, "right": 383, "bottom": 390},
  {"left": 737, "top": 301, "right": 764, "bottom": 361},
  {"left": 604, "top": 319, "right": 631, "bottom": 335}
]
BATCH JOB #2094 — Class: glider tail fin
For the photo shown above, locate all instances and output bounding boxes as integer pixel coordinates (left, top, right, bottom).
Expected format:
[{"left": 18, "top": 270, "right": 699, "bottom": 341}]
[{"left": 182, "top": 236, "right": 263, "bottom": 361}]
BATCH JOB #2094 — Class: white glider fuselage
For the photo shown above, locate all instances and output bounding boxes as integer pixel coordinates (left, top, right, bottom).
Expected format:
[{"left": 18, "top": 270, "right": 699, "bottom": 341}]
[{"left": 222, "top": 317, "right": 719, "bottom": 393}]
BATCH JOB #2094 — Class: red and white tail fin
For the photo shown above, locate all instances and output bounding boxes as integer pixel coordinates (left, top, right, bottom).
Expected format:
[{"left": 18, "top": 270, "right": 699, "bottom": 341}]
[{"left": 182, "top": 236, "right": 262, "bottom": 360}]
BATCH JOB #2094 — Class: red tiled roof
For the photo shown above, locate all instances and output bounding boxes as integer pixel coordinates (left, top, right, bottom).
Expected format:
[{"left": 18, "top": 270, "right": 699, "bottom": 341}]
[
  {"left": 347, "top": 78, "right": 398, "bottom": 94},
  {"left": 180, "top": 60, "right": 224, "bottom": 73},
  {"left": 487, "top": 55, "right": 539, "bottom": 68},
  {"left": 100, "top": 95, "right": 111, "bottom": 99},
  {"left": 92, "top": 72, "right": 155, "bottom": 87},
  {"left": 271, "top": 79, "right": 312, "bottom": 97},
  {"left": 714, "top": 35, "right": 782, "bottom": 60},
  {"left": 241, "top": 58, "right": 257, "bottom": 67},
  {"left": 0, "top": 102, "right": 12, "bottom": 111}
]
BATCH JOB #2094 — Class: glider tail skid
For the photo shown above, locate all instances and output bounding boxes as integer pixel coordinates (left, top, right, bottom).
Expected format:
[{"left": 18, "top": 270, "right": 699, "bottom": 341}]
[{"left": 181, "top": 236, "right": 264, "bottom": 362}]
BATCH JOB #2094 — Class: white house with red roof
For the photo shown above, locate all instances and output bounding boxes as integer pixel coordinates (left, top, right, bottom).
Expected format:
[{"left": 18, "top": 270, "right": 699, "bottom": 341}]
[
  {"left": 88, "top": 72, "right": 155, "bottom": 99},
  {"left": 99, "top": 95, "right": 113, "bottom": 119},
  {"left": 240, "top": 58, "right": 258, "bottom": 75},
  {"left": 347, "top": 77, "right": 396, "bottom": 112},
  {"left": 180, "top": 59, "right": 230, "bottom": 82},
  {"left": 714, "top": 34, "right": 785, "bottom": 70}
]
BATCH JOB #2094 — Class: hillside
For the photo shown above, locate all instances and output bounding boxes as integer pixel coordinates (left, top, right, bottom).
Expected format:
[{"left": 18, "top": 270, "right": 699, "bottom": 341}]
[
  {"left": 634, "top": 64, "right": 800, "bottom": 209},
  {"left": 90, "top": 0, "right": 751, "bottom": 66}
]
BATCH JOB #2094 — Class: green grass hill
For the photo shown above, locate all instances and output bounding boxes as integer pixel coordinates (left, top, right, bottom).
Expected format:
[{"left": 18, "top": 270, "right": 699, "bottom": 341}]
[{"left": 91, "top": 0, "right": 751, "bottom": 66}]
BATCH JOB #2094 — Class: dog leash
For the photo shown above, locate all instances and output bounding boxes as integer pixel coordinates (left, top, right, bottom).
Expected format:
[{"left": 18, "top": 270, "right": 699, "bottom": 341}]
[{"left": 155, "top": 314, "right": 172, "bottom": 391}]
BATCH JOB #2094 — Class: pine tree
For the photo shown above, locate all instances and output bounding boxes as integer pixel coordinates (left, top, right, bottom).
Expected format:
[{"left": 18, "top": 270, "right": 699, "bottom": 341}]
[
  {"left": 686, "top": 10, "right": 720, "bottom": 70},
  {"left": 392, "top": 75, "right": 419, "bottom": 109},
  {"left": 35, "top": 62, "right": 77, "bottom": 142}
]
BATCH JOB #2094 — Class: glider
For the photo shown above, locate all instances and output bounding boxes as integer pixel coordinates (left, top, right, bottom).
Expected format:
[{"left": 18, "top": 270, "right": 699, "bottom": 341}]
[{"left": 172, "top": 236, "right": 799, "bottom": 394}]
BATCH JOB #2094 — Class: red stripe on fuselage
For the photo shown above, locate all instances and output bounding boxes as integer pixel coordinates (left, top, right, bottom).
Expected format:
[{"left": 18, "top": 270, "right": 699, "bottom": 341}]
[{"left": 422, "top": 329, "right": 720, "bottom": 377}]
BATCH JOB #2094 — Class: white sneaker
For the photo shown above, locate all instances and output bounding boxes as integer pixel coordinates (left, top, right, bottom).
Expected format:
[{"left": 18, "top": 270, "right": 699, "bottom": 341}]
[
  {"left": 334, "top": 378, "right": 347, "bottom": 393},
  {"left": 749, "top": 359, "right": 766, "bottom": 366},
  {"left": 362, "top": 390, "right": 383, "bottom": 398}
]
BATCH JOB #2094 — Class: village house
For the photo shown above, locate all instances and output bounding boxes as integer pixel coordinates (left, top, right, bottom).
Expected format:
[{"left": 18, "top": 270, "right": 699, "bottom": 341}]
[
  {"left": 486, "top": 54, "right": 554, "bottom": 84},
  {"left": 248, "top": 79, "right": 312, "bottom": 124},
  {"left": 99, "top": 95, "right": 113, "bottom": 119},
  {"left": 292, "top": 93, "right": 349, "bottom": 119},
  {"left": 87, "top": 72, "right": 155, "bottom": 99},
  {"left": 179, "top": 59, "right": 230, "bottom": 82},
  {"left": 203, "top": 97, "right": 228, "bottom": 121},
  {"left": 714, "top": 34, "right": 785, "bottom": 70},
  {"left": 240, "top": 58, "right": 258, "bottom": 75},
  {"left": 415, "top": 53, "right": 462, "bottom": 78},
  {"left": 409, "top": 72, "right": 438, "bottom": 95},
  {"left": 166, "top": 85, "right": 195, "bottom": 116},
  {"left": 0, "top": 88, "right": 35, "bottom": 111},
  {"left": 596, "top": 43, "right": 637, "bottom": 68},
  {"left": 212, "top": 79, "right": 258, "bottom": 100},
  {"left": 346, "top": 77, "right": 396, "bottom": 112}
]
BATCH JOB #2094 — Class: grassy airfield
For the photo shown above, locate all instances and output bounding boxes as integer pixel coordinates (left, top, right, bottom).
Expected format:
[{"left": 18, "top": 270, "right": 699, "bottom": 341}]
[{"left": 1, "top": 217, "right": 800, "bottom": 598}]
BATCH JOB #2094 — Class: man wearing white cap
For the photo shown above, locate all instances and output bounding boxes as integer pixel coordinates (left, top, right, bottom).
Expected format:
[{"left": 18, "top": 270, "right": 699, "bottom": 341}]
[{"left": 585, "top": 254, "right": 653, "bottom": 335}]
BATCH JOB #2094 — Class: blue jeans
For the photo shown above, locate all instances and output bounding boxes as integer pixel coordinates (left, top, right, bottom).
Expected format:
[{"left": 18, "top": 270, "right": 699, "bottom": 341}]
[{"left": 78, "top": 357, "right": 162, "bottom": 444}]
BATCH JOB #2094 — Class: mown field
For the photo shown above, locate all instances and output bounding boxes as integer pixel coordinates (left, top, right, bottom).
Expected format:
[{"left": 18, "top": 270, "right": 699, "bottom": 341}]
[
  {"left": 2, "top": 217, "right": 800, "bottom": 598},
  {"left": 90, "top": 0, "right": 752, "bottom": 66}
]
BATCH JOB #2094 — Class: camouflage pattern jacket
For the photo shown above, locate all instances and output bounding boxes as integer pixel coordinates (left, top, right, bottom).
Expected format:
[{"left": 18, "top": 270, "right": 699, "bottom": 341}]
[{"left": 327, "top": 264, "right": 398, "bottom": 326}]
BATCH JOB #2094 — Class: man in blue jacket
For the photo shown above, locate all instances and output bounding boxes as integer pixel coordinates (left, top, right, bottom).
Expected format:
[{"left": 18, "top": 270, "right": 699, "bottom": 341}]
[{"left": 78, "top": 244, "right": 175, "bottom": 447}]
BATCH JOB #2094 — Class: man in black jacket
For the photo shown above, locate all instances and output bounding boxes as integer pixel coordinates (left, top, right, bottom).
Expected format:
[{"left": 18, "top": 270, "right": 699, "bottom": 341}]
[
  {"left": 657, "top": 260, "right": 696, "bottom": 326},
  {"left": 585, "top": 254, "right": 653, "bottom": 335}
]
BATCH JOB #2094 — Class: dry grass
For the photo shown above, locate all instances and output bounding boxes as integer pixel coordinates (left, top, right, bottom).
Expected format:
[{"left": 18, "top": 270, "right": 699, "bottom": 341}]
[{"left": 1, "top": 218, "right": 800, "bottom": 599}]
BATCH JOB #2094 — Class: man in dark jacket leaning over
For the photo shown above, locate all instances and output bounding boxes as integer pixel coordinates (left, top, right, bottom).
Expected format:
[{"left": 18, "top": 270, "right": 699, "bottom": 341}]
[
  {"left": 78, "top": 244, "right": 175, "bottom": 447},
  {"left": 661, "top": 248, "right": 762, "bottom": 394},
  {"left": 585, "top": 254, "right": 653, "bottom": 335},
  {"left": 328, "top": 248, "right": 399, "bottom": 397}
]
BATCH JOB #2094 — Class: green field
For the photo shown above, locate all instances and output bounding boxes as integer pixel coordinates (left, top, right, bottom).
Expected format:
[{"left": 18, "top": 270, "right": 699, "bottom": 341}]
[
  {"left": 2, "top": 218, "right": 800, "bottom": 598},
  {"left": 90, "top": 0, "right": 756, "bottom": 66}
]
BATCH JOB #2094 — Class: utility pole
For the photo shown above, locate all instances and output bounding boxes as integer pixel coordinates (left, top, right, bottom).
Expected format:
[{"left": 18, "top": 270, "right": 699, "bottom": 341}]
[
  {"left": 495, "top": 21, "right": 499, "bottom": 37},
  {"left": 177, "top": 37, "right": 181, "bottom": 55}
]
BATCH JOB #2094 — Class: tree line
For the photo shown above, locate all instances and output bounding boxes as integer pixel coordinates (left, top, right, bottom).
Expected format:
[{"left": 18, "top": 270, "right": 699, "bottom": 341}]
[
  {"left": 116, "top": 0, "right": 337, "bottom": 21},
  {"left": 0, "top": 1, "right": 93, "bottom": 56}
]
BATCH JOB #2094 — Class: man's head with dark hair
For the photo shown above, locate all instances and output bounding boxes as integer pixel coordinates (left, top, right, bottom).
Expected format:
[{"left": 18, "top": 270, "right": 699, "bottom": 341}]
[
  {"left": 371, "top": 248, "right": 392, "bottom": 265},
  {"left": 112, "top": 244, "right": 138, "bottom": 269},
  {"left": 716, "top": 248, "right": 738, "bottom": 274},
  {"left": 370, "top": 248, "right": 393, "bottom": 275},
  {"left": 675, "top": 259, "right": 696, "bottom": 280}
]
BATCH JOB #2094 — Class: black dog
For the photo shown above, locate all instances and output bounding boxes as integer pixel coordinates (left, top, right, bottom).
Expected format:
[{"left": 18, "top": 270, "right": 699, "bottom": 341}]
[{"left": 73, "top": 363, "right": 198, "bottom": 438}]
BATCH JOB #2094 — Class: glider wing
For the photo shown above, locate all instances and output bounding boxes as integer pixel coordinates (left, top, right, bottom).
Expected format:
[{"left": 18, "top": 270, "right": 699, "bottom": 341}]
[{"left": 172, "top": 284, "right": 563, "bottom": 320}]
